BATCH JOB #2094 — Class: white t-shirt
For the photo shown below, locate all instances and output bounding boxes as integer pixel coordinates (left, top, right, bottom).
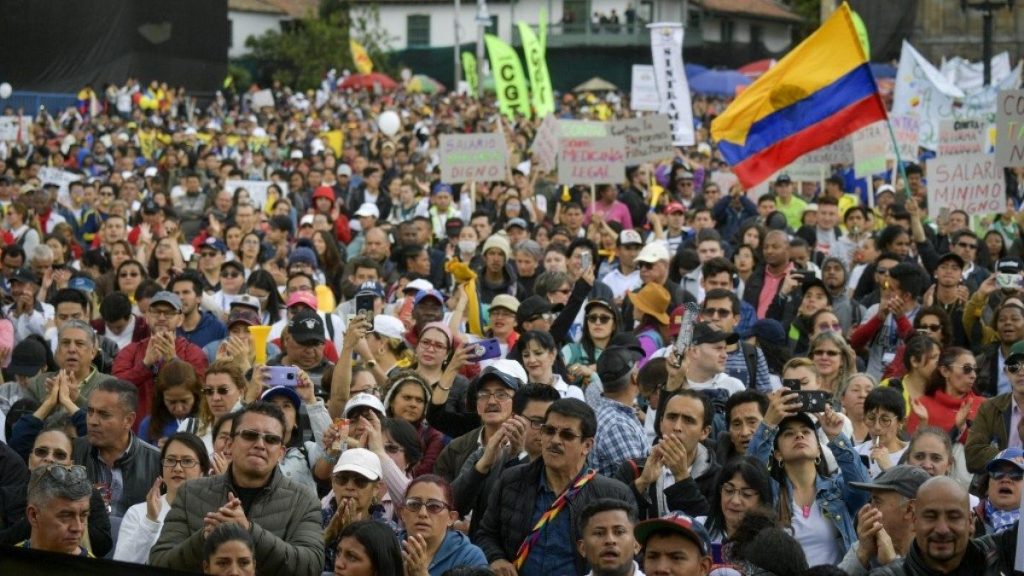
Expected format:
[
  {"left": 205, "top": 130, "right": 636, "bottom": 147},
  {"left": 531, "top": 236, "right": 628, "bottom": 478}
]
[
  {"left": 790, "top": 499, "right": 842, "bottom": 567},
  {"left": 686, "top": 373, "right": 745, "bottom": 396},
  {"left": 856, "top": 440, "right": 909, "bottom": 479}
]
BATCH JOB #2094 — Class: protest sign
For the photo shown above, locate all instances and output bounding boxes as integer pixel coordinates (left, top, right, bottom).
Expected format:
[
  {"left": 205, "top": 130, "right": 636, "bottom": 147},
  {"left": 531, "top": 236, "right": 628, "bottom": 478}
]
[
  {"left": 558, "top": 136, "right": 627, "bottom": 185},
  {"left": 39, "top": 167, "right": 82, "bottom": 205},
  {"left": 631, "top": 65, "right": 660, "bottom": 112},
  {"left": 649, "top": 23, "right": 695, "bottom": 145},
  {"left": 890, "top": 115, "right": 920, "bottom": 160},
  {"left": 938, "top": 119, "right": 986, "bottom": 156},
  {"left": 0, "top": 116, "right": 32, "bottom": 142},
  {"left": 607, "top": 114, "right": 675, "bottom": 163},
  {"left": 224, "top": 180, "right": 288, "bottom": 210},
  {"left": 852, "top": 121, "right": 892, "bottom": 177},
  {"left": 925, "top": 154, "right": 1004, "bottom": 219},
  {"left": 559, "top": 120, "right": 607, "bottom": 138},
  {"left": 251, "top": 89, "right": 274, "bottom": 109},
  {"left": 439, "top": 133, "right": 509, "bottom": 183},
  {"left": 532, "top": 115, "right": 559, "bottom": 173},
  {"left": 996, "top": 90, "right": 1024, "bottom": 168}
]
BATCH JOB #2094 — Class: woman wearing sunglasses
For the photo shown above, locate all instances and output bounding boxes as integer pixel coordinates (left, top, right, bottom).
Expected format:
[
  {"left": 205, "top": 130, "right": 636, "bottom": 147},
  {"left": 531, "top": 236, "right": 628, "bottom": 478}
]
[
  {"left": 322, "top": 448, "right": 391, "bottom": 572},
  {"left": 971, "top": 449, "right": 1024, "bottom": 537},
  {"left": 178, "top": 359, "right": 248, "bottom": 457},
  {"left": 562, "top": 299, "right": 620, "bottom": 387},
  {"left": 906, "top": 347, "right": 983, "bottom": 442},
  {"left": 807, "top": 332, "right": 857, "bottom": 397},
  {"left": 398, "top": 475, "right": 487, "bottom": 576},
  {"left": 879, "top": 306, "right": 952, "bottom": 380},
  {"left": 115, "top": 432, "right": 210, "bottom": 563}
]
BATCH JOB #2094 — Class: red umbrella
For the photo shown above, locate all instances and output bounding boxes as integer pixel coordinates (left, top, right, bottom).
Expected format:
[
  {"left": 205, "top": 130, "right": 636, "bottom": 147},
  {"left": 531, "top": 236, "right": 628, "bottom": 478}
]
[
  {"left": 737, "top": 59, "right": 777, "bottom": 80},
  {"left": 338, "top": 72, "right": 398, "bottom": 91}
]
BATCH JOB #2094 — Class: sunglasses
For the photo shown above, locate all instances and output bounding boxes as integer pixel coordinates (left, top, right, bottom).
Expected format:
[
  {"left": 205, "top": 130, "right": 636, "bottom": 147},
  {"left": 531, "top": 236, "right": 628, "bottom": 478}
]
[
  {"left": 812, "top": 349, "right": 841, "bottom": 358},
  {"left": 202, "top": 386, "right": 233, "bottom": 396},
  {"left": 949, "top": 364, "right": 976, "bottom": 375},
  {"left": 200, "top": 251, "right": 219, "bottom": 258},
  {"left": 587, "top": 314, "right": 613, "bottom": 324},
  {"left": 956, "top": 242, "right": 978, "bottom": 250},
  {"left": 990, "top": 470, "right": 1024, "bottom": 481},
  {"left": 403, "top": 498, "right": 449, "bottom": 514},
  {"left": 816, "top": 322, "right": 842, "bottom": 332},
  {"left": 1007, "top": 363, "right": 1024, "bottom": 374},
  {"left": 540, "top": 424, "right": 583, "bottom": 442},
  {"left": 32, "top": 447, "right": 69, "bottom": 461},
  {"left": 702, "top": 307, "right": 732, "bottom": 319},
  {"left": 526, "top": 417, "right": 545, "bottom": 430},
  {"left": 234, "top": 429, "right": 283, "bottom": 446},
  {"left": 918, "top": 323, "right": 942, "bottom": 332},
  {"left": 333, "top": 471, "right": 372, "bottom": 488},
  {"left": 638, "top": 262, "right": 656, "bottom": 270},
  {"left": 221, "top": 272, "right": 242, "bottom": 279}
]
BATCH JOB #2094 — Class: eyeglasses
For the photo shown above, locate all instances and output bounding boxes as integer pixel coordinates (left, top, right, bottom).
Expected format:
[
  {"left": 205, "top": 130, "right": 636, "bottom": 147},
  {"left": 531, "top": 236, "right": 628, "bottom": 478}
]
[
  {"left": 950, "top": 364, "right": 976, "bottom": 375},
  {"left": 990, "top": 470, "right": 1024, "bottom": 481},
  {"left": 918, "top": 324, "right": 942, "bottom": 332},
  {"left": 162, "top": 457, "right": 200, "bottom": 469},
  {"left": 384, "top": 443, "right": 403, "bottom": 454},
  {"left": 812, "top": 349, "right": 841, "bottom": 358},
  {"left": 32, "top": 447, "right": 69, "bottom": 461},
  {"left": 956, "top": 242, "right": 978, "bottom": 250},
  {"left": 234, "top": 429, "right": 284, "bottom": 446},
  {"left": 478, "top": 391, "right": 513, "bottom": 402},
  {"left": 333, "top": 471, "right": 372, "bottom": 488},
  {"left": 1007, "top": 363, "right": 1024, "bottom": 374},
  {"left": 526, "top": 417, "right": 545, "bottom": 430},
  {"left": 149, "top": 308, "right": 180, "bottom": 319},
  {"left": 721, "top": 483, "right": 759, "bottom": 499},
  {"left": 403, "top": 498, "right": 449, "bottom": 514},
  {"left": 816, "top": 322, "right": 842, "bottom": 332},
  {"left": 540, "top": 424, "right": 584, "bottom": 442},
  {"left": 202, "top": 386, "right": 232, "bottom": 396},
  {"left": 587, "top": 314, "right": 613, "bottom": 324},
  {"left": 119, "top": 272, "right": 140, "bottom": 278},
  {"left": 702, "top": 307, "right": 732, "bottom": 319},
  {"left": 865, "top": 415, "right": 896, "bottom": 427},
  {"left": 352, "top": 386, "right": 380, "bottom": 396},
  {"left": 418, "top": 339, "right": 448, "bottom": 352}
]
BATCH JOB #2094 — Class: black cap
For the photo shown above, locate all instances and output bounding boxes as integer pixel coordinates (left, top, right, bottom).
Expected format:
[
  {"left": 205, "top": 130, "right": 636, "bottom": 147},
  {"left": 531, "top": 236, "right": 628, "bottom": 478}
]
[
  {"left": 801, "top": 277, "right": 833, "bottom": 305},
  {"left": 937, "top": 252, "right": 965, "bottom": 269},
  {"left": 597, "top": 345, "right": 639, "bottom": 382},
  {"left": 10, "top": 267, "right": 39, "bottom": 285},
  {"left": 221, "top": 259, "right": 245, "bottom": 274},
  {"left": 849, "top": 465, "right": 931, "bottom": 499},
  {"left": 691, "top": 322, "right": 739, "bottom": 346},
  {"left": 996, "top": 258, "right": 1021, "bottom": 275},
  {"left": 141, "top": 199, "right": 160, "bottom": 214},
  {"left": 287, "top": 309, "right": 325, "bottom": 345},
  {"left": 516, "top": 295, "right": 553, "bottom": 325},
  {"left": 7, "top": 338, "right": 47, "bottom": 377},
  {"left": 608, "top": 332, "right": 643, "bottom": 356},
  {"left": 775, "top": 174, "right": 792, "bottom": 184}
]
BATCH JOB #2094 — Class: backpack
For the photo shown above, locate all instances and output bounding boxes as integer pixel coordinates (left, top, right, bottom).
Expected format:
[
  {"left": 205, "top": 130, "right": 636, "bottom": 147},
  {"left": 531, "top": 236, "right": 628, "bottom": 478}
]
[{"left": 740, "top": 341, "right": 758, "bottom": 390}]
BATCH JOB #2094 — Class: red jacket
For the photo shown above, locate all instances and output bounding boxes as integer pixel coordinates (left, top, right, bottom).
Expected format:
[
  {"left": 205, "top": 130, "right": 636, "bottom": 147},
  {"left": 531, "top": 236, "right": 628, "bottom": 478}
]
[{"left": 113, "top": 335, "right": 208, "bottom": 430}]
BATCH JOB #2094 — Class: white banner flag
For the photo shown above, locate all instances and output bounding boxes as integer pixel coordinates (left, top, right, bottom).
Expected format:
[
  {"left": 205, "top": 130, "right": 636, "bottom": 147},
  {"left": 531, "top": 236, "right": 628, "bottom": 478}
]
[{"left": 649, "top": 23, "right": 694, "bottom": 146}]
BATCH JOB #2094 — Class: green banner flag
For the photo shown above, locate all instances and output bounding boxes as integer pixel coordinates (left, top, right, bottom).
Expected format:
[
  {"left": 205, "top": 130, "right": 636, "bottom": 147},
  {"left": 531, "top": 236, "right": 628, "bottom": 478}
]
[
  {"left": 539, "top": 7, "right": 548, "bottom": 54},
  {"left": 485, "top": 34, "right": 532, "bottom": 120},
  {"left": 461, "top": 51, "right": 479, "bottom": 98},
  {"left": 517, "top": 23, "right": 554, "bottom": 117}
]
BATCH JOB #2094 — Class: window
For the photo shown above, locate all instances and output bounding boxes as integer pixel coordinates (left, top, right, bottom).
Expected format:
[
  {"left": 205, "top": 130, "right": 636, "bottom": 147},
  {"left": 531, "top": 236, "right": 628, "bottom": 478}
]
[
  {"left": 407, "top": 14, "right": 430, "bottom": 47},
  {"left": 750, "top": 24, "right": 763, "bottom": 46},
  {"left": 486, "top": 14, "right": 499, "bottom": 36},
  {"left": 228, "top": 19, "right": 233, "bottom": 48},
  {"left": 720, "top": 19, "right": 734, "bottom": 43}
]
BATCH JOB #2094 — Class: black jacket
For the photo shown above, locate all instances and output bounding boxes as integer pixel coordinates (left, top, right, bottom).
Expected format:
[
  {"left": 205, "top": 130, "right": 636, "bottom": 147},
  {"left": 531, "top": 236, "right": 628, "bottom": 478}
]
[
  {"left": 613, "top": 446, "right": 721, "bottom": 521},
  {"left": 73, "top": 433, "right": 161, "bottom": 517},
  {"left": 0, "top": 441, "right": 28, "bottom": 535},
  {"left": 476, "top": 457, "right": 635, "bottom": 575},
  {"left": 742, "top": 265, "right": 783, "bottom": 312}
]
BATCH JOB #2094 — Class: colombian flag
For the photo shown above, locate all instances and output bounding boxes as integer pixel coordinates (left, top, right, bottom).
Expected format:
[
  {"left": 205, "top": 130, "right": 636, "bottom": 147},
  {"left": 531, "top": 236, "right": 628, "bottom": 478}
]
[{"left": 711, "top": 3, "right": 886, "bottom": 189}]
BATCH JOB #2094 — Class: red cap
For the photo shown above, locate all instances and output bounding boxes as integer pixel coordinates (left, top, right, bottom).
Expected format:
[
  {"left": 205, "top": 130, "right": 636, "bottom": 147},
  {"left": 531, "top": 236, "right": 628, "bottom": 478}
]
[
  {"left": 286, "top": 291, "right": 318, "bottom": 310},
  {"left": 313, "top": 186, "right": 335, "bottom": 202},
  {"left": 666, "top": 203, "right": 685, "bottom": 215}
]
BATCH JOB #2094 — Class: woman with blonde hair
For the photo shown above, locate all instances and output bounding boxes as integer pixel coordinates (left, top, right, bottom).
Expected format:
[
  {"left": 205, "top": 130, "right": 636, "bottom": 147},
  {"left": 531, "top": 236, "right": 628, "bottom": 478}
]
[
  {"left": 836, "top": 372, "right": 878, "bottom": 443},
  {"left": 807, "top": 331, "right": 857, "bottom": 395}
]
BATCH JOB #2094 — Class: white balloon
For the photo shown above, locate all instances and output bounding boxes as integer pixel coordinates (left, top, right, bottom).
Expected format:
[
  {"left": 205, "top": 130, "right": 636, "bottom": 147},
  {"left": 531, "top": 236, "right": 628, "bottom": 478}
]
[
  {"left": 378, "top": 111, "right": 400, "bottom": 136},
  {"left": 400, "top": 68, "right": 412, "bottom": 81},
  {"left": 0, "top": 83, "right": 11, "bottom": 99}
]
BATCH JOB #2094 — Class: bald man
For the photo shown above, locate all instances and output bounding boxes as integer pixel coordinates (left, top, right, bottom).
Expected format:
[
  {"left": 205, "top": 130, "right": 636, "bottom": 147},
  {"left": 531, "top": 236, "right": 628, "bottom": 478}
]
[
  {"left": 743, "top": 229, "right": 797, "bottom": 319},
  {"left": 868, "top": 476, "right": 1019, "bottom": 576}
]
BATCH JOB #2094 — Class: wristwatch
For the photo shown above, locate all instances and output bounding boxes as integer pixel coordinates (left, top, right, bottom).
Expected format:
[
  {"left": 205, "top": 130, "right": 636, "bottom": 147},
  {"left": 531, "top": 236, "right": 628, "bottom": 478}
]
[{"left": 366, "top": 360, "right": 377, "bottom": 368}]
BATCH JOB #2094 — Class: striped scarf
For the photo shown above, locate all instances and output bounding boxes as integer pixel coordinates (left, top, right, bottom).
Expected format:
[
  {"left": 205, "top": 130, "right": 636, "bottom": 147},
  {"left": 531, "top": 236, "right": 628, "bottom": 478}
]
[{"left": 513, "top": 468, "right": 596, "bottom": 569}]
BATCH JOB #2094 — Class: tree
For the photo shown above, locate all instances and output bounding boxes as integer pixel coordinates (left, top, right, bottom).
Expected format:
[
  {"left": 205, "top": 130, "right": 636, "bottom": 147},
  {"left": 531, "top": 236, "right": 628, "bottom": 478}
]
[{"left": 245, "top": 2, "right": 352, "bottom": 90}]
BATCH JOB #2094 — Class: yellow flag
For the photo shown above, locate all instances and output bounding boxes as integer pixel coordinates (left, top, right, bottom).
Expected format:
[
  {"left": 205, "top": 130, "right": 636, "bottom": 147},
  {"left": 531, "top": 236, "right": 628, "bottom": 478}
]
[
  {"left": 517, "top": 23, "right": 555, "bottom": 117},
  {"left": 322, "top": 130, "right": 344, "bottom": 157},
  {"left": 350, "top": 40, "right": 373, "bottom": 74},
  {"left": 485, "top": 34, "right": 532, "bottom": 121}
]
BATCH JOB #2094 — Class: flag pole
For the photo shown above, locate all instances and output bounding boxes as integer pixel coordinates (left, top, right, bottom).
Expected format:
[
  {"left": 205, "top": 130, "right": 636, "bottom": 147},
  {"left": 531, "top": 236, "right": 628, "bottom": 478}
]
[{"left": 881, "top": 110, "right": 913, "bottom": 202}]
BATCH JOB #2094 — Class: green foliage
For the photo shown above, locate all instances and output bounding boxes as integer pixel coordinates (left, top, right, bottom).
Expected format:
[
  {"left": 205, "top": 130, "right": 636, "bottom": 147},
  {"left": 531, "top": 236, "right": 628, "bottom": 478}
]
[
  {"left": 351, "top": 4, "right": 400, "bottom": 76},
  {"left": 244, "top": 3, "right": 352, "bottom": 90},
  {"left": 226, "top": 63, "right": 253, "bottom": 91},
  {"left": 791, "top": 0, "right": 821, "bottom": 38}
]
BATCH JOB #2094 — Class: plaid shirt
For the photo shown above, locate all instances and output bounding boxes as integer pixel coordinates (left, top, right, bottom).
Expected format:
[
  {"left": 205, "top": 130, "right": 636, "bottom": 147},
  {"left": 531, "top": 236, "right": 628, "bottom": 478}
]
[{"left": 589, "top": 394, "right": 650, "bottom": 477}]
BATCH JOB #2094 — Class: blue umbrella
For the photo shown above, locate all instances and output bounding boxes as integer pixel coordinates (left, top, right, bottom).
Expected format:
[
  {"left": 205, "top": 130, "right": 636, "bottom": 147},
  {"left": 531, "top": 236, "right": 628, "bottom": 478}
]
[
  {"left": 685, "top": 63, "right": 709, "bottom": 79},
  {"left": 688, "top": 70, "right": 751, "bottom": 96}
]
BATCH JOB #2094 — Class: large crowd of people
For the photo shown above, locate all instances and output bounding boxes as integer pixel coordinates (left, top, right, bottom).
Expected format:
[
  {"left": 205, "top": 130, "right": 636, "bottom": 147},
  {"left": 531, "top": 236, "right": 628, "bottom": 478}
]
[{"left": 0, "top": 76, "right": 1021, "bottom": 576}]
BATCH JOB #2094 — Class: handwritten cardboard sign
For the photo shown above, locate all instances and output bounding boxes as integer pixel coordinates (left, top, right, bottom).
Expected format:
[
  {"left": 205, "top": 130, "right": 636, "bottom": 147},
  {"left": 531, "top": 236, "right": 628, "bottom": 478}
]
[
  {"left": 558, "top": 137, "right": 626, "bottom": 185},
  {"left": 996, "top": 90, "right": 1024, "bottom": 168},
  {"left": 891, "top": 115, "right": 921, "bottom": 160},
  {"left": 0, "top": 116, "right": 32, "bottom": 142},
  {"left": 224, "top": 180, "right": 289, "bottom": 210},
  {"left": 532, "top": 115, "right": 560, "bottom": 173},
  {"left": 607, "top": 114, "right": 675, "bottom": 164},
  {"left": 631, "top": 64, "right": 661, "bottom": 112},
  {"left": 938, "top": 118, "right": 986, "bottom": 156},
  {"left": 559, "top": 120, "right": 608, "bottom": 139},
  {"left": 853, "top": 121, "right": 892, "bottom": 178},
  {"left": 439, "top": 133, "right": 509, "bottom": 184},
  {"left": 925, "top": 154, "right": 1004, "bottom": 219}
]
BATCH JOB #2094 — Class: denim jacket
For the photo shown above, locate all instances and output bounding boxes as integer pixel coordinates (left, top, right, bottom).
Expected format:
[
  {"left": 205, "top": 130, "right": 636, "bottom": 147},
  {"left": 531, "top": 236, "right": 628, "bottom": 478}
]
[{"left": 746, "top": 421, "right": 870, "bottom": 556}]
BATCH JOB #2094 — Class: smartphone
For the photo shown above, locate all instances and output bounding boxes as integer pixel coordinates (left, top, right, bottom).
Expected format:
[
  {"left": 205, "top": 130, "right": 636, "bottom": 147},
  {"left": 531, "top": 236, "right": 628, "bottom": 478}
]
[
  {"left": 465, "top": 338, "right": 502, "bottom": 361},
  {"left": 782, "top": 379, "right": 802, "bottom": 391},
  {"left": 580, "top": 251, "right": 592, "bottom": 273},
  {"left": 355, "top": 293, "right": 375, "bottom": 323},
  {"left": 795, "top": 390, "right": 832, "bottom": 413},
  {"left": 265, "top": 366, "right": 298, "bottom": 388}
]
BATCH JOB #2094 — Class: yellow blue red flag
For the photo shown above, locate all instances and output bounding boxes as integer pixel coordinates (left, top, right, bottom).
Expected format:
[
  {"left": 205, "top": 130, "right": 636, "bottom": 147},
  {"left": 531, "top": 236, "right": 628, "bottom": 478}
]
[{"left": 711, "top": 3, "right": 886, "bottom": 188}]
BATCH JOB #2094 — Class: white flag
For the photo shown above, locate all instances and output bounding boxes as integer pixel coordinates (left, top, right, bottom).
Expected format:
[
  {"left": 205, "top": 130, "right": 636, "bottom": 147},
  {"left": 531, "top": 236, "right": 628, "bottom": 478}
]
[{"left": 649, "top": 23, "right": 694, "bottom": 146}]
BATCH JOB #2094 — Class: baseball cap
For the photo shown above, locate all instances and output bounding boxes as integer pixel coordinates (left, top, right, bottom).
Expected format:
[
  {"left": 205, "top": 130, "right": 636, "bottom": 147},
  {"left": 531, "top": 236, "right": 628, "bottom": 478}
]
[
  {"left": 337, "top": 164, "right": 353, "bottom": 177},
  {"left": 300, "top": 214, "right": 315, "bottom": 227},
  {"left": 10, "top": 268, "right": 39, "bottom": 285},
  {"left": 261, "top": 385, "right": 302, "bottom": 409},
  {"left": 372, "top": 315, "right": 406, "bottom": 340},
  {"left": 634, "top": 512, "right": 711, "bottom": 556},
  {"left": 230, "top": 294, "right": 262, "bottom": 314},
  {"left": 149, "top": 291, "right": 182, "bottom": 311},
  {"left": 227, "top": 307, "right": 260, "bottom": 329},
  {"left": 691, "top": 322, "right": 740, "bottom": 346},
  {"left": 775, "top": 413, "right": 819, "bottom": 442},
  {"left": 355, "top": 203, "right": 380, "bottom": 219},
  {"left": 203, "top": 237, "right": 227, "bottom": 253},
  {"left": 313, "top": 186, "right": 335, "bottom": 202},
  {"left": 516, "top": 295, "right": 552, "bottom": 325},
  {"left": 343, "top": 393, "right": 387, "bottom": 418},
  {"left": 876, "top": 184, "right": 897, "bottom": 198},
  {"left": 142, "top": 198, "right": 160, "bottom": 214},
  {"left": 775, "top": 174, "right": 792, "bottom": 185},
  {"left": 404, "top": 279, "right": 434, "bottom": 294},
  {"left": 805, "top": 203, "right": 819, "bottom": 212},
  {"left": 221, "top": 259, "right": 245, "bottom": 275},
  {"left": 608, "top": 332, "right": 644, "bottom": 356},
  {"left": 357, "top": 282, "right": 386, "bottom": 299},
  {"left": 1005, "top": 340, "right": 1024, "bottom": 364},
  {"left": 635, "top": 242, "right": 670, "bottom": 264},
  {"left": 288, "top": 246, "right": 318, "bottom": 268},
  {"left": 584, "top": 298, "right": 615, "bottom": 316},
  {"left": 331, "top": 447, "right": 382, "bottom": 480},
  {"left": 68, "top": 276, "right": 96, "bottom": 294},
  {"left": 618, "top": 229, "right": 643, "bottom": 247},
  {"left": 750, "top": 319, "right": 787, "bottom": 348},
  {"left": 937, "top": 252, "right": 965, "bottom": 270},
  {"left": 986, "top": 447, "right": 1024, "bottom": 472},
  {"left": 996, "top": 258, "right": 1021, "bottom": 275},
  {"left": 596, "top": 345, "right": 640, "bottom": 383},
  {"left": 7, "top": 338, "right": 47, "bottom": 377},
  {"left": 490, "top": 294, "right": 520, "bottom": 314},
  {"left": 432, "top": 183, "right": 453, "bottom": 196},
  {"left": 849, "top": 465, "right": 931, "bottom": 499},
  {"left": 287, "top": 309, "right": 325, "bottom": 345},
  {"left": 505, "top": 217, "right": 528, "bottom": 231},
  {"left": 286, "top": 291, "right": 318, "bottom": 310},
  {"left": 665, "top": 202, "right": 685, "bottom": 215},
  {"left": 472, "top": 359, "right": 528, "bottom": 393},
  {"left": 413, "top": 289, "right": 445, "bottom": 307}
]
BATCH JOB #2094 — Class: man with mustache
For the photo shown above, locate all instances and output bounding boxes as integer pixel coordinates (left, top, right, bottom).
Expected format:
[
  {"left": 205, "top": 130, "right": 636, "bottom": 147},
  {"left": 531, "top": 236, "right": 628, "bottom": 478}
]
[
  {"left": 577, "top": 498, "right": 643, "bottom": 576},
  {"left": 868, "top": 476, "right": 1020, "bottom": 576}
]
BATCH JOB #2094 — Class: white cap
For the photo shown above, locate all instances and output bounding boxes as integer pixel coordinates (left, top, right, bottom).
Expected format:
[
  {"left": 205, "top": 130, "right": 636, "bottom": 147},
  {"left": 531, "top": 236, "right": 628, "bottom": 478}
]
[
  {"left": 619, "top": 229, "right": 643, "bottom": 246},
  {"left": 252, "top": 127, "right": 267, "bottom": 138},
  {"left": 290, "top": 149, "right": 303, "bottom": 159},
  {"left": 404, "top": 278, "right": 434, "bottom": 293},
  {"left": 331, "top": 447, "right": 382, "bottom": 479},
  {"left": 229, "top": 294, "right": 262, "bottom": 314},
  {"left": 143, "top": 166, "right": 159, "bottom": 178},
  {"left": 354, "top": 202, "right": 380, "bottom": 219},
  {"left": 487, "top": 358, "right": 529, "bottom": 388},
  {"left": 343, "top": 393, "right": 386, "bottom": 418},
  {"left": 183, "top": 127, "right": 198, "bottom": 136},
  {"left": 337, "top": 164, "right": 353, "bottom": 177},
  {"left": 372, "top": 315, "right": 406, "bottom": 340},
  {"left": 635, "top": 242, "right": 670, "bottom": 264},
  {"left": 515, "top": 160, "right": 531, "bottom": 176},
  {"left": 300, "top": 214, "right": 315, "bottom": 227}
]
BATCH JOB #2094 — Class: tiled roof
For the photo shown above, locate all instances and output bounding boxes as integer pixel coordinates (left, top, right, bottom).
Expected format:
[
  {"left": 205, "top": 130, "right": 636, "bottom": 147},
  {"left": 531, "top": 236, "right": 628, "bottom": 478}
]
[
  {"left": 229, "top": 0, "right": 288, "bottom": 15},
  {"left": 697, "top": 0, "right": 803, "bottom": 22},
  {"left": 269, "top": 0, "right": 319, "bottom": 18}
]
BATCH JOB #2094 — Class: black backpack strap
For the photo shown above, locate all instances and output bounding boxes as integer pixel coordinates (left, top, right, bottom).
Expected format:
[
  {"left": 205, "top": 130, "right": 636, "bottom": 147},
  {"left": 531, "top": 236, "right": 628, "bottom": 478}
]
[{"left": 741, "top": 342, "right": 758, "bottom": 390}]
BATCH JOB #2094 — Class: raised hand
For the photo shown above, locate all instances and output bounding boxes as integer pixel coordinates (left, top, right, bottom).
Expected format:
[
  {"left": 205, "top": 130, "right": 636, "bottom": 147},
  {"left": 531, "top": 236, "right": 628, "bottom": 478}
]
[{"left": 146, "top": 476, "right": 164, "bottom": 522}]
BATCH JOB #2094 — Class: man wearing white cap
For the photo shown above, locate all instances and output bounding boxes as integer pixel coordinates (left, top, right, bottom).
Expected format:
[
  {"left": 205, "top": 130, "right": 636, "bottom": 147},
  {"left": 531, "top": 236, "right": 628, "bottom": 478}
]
[
  {"left": 621, "top": 241, "right": 690, "bottom": 330},
  {"left": 346, "top": 202, "right": 381, "bottom": 259},
  {"left": 602, "top": 230, "right": 644, "bottom": 301}
]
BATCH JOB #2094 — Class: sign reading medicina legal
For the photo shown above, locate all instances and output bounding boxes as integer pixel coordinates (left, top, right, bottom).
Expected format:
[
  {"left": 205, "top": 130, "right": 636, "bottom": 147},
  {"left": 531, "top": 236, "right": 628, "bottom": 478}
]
[{"left": 558, "top": 137, "right": 627, "bottom": 185}]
